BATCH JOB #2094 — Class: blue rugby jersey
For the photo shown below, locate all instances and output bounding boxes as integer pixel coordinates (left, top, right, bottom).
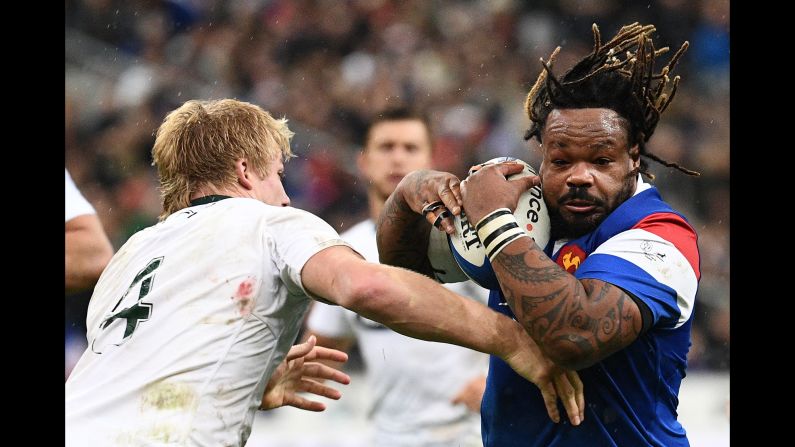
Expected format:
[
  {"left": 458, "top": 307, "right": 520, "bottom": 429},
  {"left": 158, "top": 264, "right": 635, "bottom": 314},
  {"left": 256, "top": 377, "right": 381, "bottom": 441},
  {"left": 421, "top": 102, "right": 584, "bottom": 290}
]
[{"left": 481, "top": 182, "right": 700, "bottom": 447}]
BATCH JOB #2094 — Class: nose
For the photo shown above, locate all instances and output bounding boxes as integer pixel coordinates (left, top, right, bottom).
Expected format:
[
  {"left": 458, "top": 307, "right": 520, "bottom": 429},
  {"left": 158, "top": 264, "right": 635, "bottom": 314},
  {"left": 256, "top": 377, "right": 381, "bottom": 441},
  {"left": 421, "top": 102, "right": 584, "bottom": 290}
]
[
  {"left": 566, "top": 162, "right": 593, "bottom": 188},
  {"left": 281, "top": 192, "right": 291, "bottom": 207},
  {"left": 391, "top": 146, "right": 413, "bottom": 165}
]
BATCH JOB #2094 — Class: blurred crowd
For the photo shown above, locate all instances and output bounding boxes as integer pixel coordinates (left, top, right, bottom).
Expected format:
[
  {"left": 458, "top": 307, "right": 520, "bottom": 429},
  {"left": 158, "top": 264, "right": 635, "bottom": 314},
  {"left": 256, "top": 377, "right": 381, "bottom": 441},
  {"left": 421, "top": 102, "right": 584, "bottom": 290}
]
[{"left": 65, "top": 0, "right": 729, "bottom": 375}]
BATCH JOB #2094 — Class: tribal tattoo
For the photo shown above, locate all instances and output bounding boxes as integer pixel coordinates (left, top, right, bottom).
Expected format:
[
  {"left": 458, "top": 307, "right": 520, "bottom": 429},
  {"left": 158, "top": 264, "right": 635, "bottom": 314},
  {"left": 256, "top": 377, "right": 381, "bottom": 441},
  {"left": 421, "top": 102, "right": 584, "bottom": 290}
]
[{"left": 494, "top": 240, "right": 642, "bottom": 370}]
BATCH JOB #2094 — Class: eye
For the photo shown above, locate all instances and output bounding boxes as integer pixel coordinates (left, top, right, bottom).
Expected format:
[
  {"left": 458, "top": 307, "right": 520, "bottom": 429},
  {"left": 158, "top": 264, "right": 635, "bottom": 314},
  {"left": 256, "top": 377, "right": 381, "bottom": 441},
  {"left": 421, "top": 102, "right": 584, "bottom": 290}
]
[
  {"left": 551, "top": 159, "right": 569, "bottom": 166},
  {"left": 594, "top": 158, "right": 612, "bottom": 166},
  {"left": 278, "top": 170, "right": 286, "bottom": 180}
]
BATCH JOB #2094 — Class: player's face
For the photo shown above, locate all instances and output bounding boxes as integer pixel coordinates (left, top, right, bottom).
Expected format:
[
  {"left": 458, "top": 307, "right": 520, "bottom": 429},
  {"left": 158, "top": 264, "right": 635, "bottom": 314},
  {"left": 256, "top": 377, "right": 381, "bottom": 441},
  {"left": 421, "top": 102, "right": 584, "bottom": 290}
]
[
  {"left": 358, "top": 120, "right": 432, "bottom": 200},
  {"left": 253, "top": 159, "right": 290, "bottom": 207},
  {"left": 539, "top": 108, "right": 640, "bottom": 239}
]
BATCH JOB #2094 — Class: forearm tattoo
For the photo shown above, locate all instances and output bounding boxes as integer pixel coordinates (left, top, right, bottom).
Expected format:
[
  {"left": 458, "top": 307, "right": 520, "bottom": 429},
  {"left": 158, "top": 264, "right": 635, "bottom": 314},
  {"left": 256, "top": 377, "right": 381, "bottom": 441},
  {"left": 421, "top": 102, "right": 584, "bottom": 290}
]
[
  {"left": 497, "top": 248, "right": 568, "bottom": 284},
  {"left": 495, "top": 241, "right": 641, "bottom": 368}
]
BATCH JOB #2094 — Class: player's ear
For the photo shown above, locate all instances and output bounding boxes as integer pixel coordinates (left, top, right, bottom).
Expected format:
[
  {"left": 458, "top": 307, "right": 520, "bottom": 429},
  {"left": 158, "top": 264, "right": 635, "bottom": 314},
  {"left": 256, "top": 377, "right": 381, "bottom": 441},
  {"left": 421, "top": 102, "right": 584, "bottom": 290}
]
[
  {"left": 356, "top": 149, "right": 369, "bottom": 179},
  {"left": 628, "top": 144, "right": 640, "bottom": 169},
  {"left": 235, "top": 159, "right": 254, "bottom": 190}
]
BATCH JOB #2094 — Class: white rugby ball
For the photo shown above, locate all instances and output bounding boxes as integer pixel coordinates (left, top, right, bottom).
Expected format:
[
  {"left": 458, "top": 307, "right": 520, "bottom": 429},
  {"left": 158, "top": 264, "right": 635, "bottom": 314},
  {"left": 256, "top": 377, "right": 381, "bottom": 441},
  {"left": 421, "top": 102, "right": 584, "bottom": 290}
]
[{"left": 447, "top": 157, "right": 550, "bottom": 289}]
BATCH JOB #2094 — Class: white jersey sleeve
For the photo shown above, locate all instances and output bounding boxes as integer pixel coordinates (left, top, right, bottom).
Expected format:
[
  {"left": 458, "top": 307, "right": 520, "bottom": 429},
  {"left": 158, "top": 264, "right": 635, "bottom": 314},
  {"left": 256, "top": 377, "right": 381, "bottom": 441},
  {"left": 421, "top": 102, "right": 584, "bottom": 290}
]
[
  {"left": 267, "top": 207, "right": 353, "bottom": 300},
  {"left": 304, "top": 219, "right": 371, "bottom": 338},
  {"left": 65, "top": 168, "right": 96, "bottom": 222},
  {"left": 578, "top": 213, "right": 699, "bottom": 329}
]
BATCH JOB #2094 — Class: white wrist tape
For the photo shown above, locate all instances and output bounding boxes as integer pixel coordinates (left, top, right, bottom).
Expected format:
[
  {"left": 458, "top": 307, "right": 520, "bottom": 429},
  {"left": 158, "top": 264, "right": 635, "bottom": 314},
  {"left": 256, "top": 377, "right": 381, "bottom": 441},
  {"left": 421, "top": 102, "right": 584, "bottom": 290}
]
[{"left": 475, "top": 208, "right": 529, "bottom": 262}]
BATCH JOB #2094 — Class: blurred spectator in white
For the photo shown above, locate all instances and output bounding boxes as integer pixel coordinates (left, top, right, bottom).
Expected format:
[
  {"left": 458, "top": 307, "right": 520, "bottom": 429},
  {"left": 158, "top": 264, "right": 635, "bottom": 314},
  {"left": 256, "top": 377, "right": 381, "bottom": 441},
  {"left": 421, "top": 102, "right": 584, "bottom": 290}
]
[
  {"left": 306, "top": 107, "right": 489, "bottom": 447},
  {"left": 65, "top": 168, "right": 113, "bottom": 294}
]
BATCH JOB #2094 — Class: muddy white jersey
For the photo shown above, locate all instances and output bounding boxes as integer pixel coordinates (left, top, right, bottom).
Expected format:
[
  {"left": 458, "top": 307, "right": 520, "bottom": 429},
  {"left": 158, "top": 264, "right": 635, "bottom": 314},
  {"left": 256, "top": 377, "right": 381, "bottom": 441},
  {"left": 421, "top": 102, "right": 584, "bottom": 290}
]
[
  {"left": 65, "top": 197, "right": 349, "bottom": 446},
  {"left": 307, "top": 219, "right": 489, "bottom": 447}
]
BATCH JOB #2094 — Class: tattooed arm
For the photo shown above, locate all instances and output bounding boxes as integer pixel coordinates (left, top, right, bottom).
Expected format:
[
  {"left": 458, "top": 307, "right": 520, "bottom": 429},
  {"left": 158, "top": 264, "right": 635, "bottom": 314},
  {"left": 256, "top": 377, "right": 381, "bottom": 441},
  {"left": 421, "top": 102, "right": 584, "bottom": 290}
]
[
  {"left": 376, "top": 169, "right": 463, "bottom": 277},
  {"left": 376, "top": 187, "right": 434, "bottom": 276},
  {"left": 460, "top": 163, "right": 644, "bottom": 370},
  {"left": 492, "top": 239, "right": 643, "bottom": 370}
]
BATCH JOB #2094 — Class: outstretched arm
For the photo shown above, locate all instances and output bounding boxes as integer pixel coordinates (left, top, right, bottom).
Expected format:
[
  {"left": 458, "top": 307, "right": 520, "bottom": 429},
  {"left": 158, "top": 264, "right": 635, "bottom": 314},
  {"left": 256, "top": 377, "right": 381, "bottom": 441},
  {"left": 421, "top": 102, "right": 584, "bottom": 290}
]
[
  {"left": 376, "top": 169, "right": 463, "bottom": 276},
  {"left": 260, "top": 335, "right": 351, "bottom": 412},
  {"left": 301, "top": 245, "right": 584, "bottom": 425}
]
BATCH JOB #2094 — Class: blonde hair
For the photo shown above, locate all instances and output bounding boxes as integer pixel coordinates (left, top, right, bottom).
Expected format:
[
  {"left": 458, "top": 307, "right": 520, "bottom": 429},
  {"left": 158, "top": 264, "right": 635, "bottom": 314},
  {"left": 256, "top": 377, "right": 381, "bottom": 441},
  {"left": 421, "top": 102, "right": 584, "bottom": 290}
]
[{"left": 151, "top": 99, "right": 295, "bottom": 219}]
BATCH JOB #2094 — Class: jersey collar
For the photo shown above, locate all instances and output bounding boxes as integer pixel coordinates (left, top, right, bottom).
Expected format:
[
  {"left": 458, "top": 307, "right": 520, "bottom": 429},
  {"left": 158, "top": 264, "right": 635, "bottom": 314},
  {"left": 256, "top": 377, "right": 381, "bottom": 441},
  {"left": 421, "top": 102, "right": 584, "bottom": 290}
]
[{"left": 189, "top": 195, "right": 232, "bottom": 206}]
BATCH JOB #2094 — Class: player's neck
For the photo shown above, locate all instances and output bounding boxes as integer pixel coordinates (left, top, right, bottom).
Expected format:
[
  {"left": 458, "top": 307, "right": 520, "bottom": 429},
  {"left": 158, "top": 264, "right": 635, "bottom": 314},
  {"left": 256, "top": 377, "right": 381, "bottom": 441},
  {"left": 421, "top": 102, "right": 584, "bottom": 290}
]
[
  {"left": 367, "top": 188, "right": 388, "bottom": 222},
  {"left": 191, "top": 183, "right": 248, "bottom": 201}
]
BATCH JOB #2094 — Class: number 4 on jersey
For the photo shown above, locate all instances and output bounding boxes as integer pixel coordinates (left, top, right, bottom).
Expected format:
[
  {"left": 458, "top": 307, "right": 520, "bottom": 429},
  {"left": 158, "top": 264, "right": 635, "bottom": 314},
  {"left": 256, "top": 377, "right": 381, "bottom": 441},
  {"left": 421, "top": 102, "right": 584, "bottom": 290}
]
[{"left": 94, "top": 257, "right": 163, "bottom": 352}]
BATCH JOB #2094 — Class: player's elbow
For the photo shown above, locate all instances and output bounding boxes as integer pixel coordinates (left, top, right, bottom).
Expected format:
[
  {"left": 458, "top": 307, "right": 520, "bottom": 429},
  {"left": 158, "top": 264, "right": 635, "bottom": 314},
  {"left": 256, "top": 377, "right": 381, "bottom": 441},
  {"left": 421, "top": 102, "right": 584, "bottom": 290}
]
[
  {"left": 348, "top": 269, "right": 392, "bottom": 309},
  {"left": 336, "top": 266, "right": 399, "bottom": 318},
  {"left": 543, "top": 336, "right": 599, "bottom": 371}
]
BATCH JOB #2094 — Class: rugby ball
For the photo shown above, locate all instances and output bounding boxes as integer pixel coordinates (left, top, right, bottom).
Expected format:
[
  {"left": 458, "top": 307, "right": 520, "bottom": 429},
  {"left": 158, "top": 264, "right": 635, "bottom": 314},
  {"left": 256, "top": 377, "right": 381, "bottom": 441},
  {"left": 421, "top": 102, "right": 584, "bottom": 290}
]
[{"left": 447, "top": 157, "right": 550, "bottom": 289}]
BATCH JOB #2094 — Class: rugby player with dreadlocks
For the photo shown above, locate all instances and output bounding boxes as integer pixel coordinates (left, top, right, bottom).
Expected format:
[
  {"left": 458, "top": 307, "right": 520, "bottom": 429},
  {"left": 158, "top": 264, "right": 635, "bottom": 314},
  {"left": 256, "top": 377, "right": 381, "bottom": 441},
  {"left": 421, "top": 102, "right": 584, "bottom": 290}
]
[{"left": 376, "top": 23, "right": 701, "bottom": 446}]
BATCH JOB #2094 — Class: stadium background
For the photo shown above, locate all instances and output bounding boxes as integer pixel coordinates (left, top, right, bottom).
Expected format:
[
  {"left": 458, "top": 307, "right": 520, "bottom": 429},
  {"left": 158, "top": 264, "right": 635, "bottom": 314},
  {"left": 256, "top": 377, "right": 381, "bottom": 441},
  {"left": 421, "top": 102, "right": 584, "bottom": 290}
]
[{"left": 65, "top": 0, "right": 729, "bottom": 444}]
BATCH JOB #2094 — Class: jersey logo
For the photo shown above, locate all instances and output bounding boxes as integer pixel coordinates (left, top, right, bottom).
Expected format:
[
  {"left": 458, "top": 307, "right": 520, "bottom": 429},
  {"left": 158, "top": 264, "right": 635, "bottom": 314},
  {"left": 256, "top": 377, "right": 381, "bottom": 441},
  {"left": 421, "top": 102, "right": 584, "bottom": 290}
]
[
  {"left": 556, "top": 245, "right": 586, "bottom": 274},
  {"left": 92, "top": 257, "right": 163, "bottom": 354}
]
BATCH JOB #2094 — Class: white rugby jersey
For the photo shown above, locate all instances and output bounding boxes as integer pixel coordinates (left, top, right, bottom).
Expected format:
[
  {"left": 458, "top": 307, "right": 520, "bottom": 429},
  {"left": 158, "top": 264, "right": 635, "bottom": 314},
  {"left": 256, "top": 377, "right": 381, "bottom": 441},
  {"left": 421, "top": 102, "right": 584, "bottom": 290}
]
[
  {"left": 65, "top": 197, "right": 349, "bottom": 446},
  {"left": 307, "top": 219, "right": 489, "bottom": 447},
  {"left": 65, "top": 168, "right": 96, "bottom": 222}
]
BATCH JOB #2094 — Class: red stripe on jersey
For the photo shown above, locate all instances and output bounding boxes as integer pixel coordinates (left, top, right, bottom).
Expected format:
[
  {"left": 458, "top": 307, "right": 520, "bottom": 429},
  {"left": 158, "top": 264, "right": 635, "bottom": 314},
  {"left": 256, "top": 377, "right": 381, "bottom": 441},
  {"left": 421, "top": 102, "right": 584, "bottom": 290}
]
[{"left": 632, "top": 213, "right": 700, "bottom": 280}]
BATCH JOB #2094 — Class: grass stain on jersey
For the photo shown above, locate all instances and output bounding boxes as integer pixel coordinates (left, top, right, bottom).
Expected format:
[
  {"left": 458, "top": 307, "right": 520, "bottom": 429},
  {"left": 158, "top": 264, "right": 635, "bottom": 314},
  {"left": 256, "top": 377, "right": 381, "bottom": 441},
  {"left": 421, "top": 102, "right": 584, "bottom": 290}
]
[{"left": 141, "top": 381, "right": 196, "bottom": 411}]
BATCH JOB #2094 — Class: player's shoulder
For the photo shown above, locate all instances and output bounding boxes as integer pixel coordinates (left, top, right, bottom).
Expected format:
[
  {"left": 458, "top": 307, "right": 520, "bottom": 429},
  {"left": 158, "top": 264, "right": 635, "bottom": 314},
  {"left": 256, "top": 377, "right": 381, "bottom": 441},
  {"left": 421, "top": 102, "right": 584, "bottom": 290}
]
[
  {"left": 599, "top": 208, "right": 697, "bottom": 255},
  {"left": 629, "top": 190, "right": 698, "bottom": 243},
  {"left": 600, "top": 187, "right": 692, "bottom": 235},
  {"left": 219, "top": 198, "right": 327, "bottom": 225},
  {"left": 633, "top": 211, "right": 696, "bottom": 234}
]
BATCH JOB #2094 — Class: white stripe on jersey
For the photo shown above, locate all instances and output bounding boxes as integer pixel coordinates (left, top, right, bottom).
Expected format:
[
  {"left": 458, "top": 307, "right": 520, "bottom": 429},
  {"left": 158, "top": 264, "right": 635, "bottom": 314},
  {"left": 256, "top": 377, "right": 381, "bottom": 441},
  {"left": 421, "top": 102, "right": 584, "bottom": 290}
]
[{"left": 591, "top": 228, "right": 697, "bottom": 328}]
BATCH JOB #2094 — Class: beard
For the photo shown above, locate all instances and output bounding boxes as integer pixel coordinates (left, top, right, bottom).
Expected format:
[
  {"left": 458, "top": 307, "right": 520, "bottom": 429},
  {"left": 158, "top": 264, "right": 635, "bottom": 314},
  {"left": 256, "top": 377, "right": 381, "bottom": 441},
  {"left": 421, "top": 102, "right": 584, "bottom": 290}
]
[
  {"left": 548, "top": 202, "right": 604, "bottom": 240},
  {"left": 547, "top": 173, "right": 638, "bottom": 240}
]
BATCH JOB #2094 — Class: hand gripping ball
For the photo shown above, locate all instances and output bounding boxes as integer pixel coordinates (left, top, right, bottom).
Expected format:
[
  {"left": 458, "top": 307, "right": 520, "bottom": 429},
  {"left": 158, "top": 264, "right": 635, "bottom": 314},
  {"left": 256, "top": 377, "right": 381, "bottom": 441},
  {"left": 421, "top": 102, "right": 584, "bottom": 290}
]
[{"left": 446, "top": 157, "right": 551, "bottom": 290}]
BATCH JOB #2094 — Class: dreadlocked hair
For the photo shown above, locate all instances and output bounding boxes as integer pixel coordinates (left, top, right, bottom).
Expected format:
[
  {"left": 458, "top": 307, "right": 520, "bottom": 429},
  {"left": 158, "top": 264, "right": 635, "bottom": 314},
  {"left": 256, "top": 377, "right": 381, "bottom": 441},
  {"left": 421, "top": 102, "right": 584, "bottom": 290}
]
[{"left": 524, "top": 22, "right": 699, "bottom": 179}]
